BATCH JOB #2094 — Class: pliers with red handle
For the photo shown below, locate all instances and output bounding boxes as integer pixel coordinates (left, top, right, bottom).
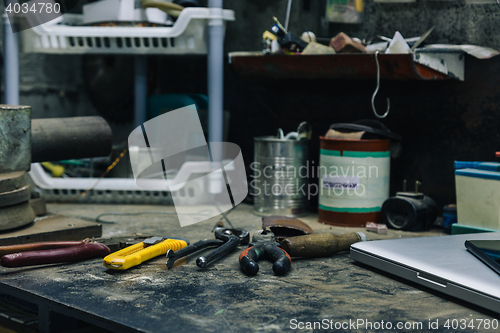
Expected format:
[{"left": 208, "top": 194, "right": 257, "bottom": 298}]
[
  {"left": 0, "top": 239, "right": 111, "bottom": 268},
  {"left": 0, "top": 237, "right": 149, "bottom": 268}
]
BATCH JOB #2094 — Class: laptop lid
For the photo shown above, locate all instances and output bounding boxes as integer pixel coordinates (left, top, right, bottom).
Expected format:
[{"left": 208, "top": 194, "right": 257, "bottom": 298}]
[{"left": 350, "top": 232, "right": 500, "bottom": 314}]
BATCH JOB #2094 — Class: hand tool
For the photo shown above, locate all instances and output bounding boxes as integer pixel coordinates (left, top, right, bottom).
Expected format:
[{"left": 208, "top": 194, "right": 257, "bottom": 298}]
[
  {"left": 0, "top": 236, "right": 149, "bottom": 268},
  {"left": 166, "top": 228, "right": 249, "bottom": 269},
  {"left": 166, "top": 239, "right": 224, "bottom": 269},
  {"left": 296, "top": 121, "right": 312, "bottom": 141},
  {"left": 41, "top": 162, "right": 65, "bottom": 177},
  {"left": 103, "top": 236, "right": 188, "bottom": 270},
  {"left": 1, "top": 242, "right": 111, "bottom": 268},
  {"left": 0, "top": 240, "right": 90, "bottom": 257},
  {"left": 93, "top": 236, "right": 151, "bottom": 252},
  {"left": 239, "top": 230, "right": 292, "bottom": 276},
  {"left": 279, "top": 232, "right": 366, "bottom": 258},
  {"left": 196, "top": 228, "right": 250, "bottom": 268},
  {"left": 410, "top": 27, "right": 434, "bottom": 52}
]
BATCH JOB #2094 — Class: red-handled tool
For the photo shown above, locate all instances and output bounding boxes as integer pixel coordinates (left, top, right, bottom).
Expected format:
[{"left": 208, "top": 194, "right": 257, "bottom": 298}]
[
  {"left": 1, "top": 242, "right": 111, "bottom": 268},
  {"left": 0, "top": 240, "right": 90, "bottom": 257}
]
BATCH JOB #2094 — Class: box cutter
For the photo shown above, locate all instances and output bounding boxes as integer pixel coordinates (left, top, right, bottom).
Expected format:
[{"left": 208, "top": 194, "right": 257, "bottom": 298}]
[{"left": 103, "top": 236, "right": 189, "bottom": 270}]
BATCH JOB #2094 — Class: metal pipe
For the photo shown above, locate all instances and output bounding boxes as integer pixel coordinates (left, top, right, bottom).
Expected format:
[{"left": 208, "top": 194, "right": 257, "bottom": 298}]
[
  {"left": 208, "top": 0, "right": 224, "bottom": 148},
  {"left": 134, "top": 56, "right": 148, "bottom": 128},
  {"left": 284, "top": 0, "right": 292, "bottom": 32},
  {"left": 2, "top": 12, "right": 19, "bottom": 105},
  {"left": 31, "top": 117, "right": 113, "bottom": 162},
  {"left": 207, "top": 0, "right": 225, "bottom": 195}
]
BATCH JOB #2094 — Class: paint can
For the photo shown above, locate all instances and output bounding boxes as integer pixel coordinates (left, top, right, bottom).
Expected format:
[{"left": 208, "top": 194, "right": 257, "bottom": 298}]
[
  {"left": 253, "top": 136, "right": 309, "bottom": 217},
  {"left": 318, "top": 137, "right": 391, "bottom": 227}
]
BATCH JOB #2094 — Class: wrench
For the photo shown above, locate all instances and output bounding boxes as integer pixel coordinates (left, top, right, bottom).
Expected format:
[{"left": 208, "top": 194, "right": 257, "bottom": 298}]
[
  {"left": 196, "top": 228, "right": 249, "bottom": 268},
  {"left": 166, "top": 228, "right": 249, "bottom": 269}
]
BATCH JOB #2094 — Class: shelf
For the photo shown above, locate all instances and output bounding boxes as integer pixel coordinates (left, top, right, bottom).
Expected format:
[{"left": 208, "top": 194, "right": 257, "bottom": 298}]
[{"left": 229, "top": 51, "right": 464, "bottom": 81}]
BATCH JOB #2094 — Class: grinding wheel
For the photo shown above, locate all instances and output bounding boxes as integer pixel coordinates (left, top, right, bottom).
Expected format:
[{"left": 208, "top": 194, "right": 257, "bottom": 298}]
[
  {"left": 0, "top": 184, "right": 31, "bottom": 208},
  {"left": 0, "top": 171, "right": 26, "bottom": 192},
  {"left": 0, "top": 201, "right": 35, "bottom": 231},
  {"left": 0, "top": 171, "right": 35, "bottom": 231}
]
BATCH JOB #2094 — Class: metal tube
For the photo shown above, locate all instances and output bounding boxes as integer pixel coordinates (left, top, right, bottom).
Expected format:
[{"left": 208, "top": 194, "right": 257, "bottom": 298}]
[
  {"left": 2, "top": 12, "right": 19, "bottom": 105},
  {"left": 207, "top": 0, "right": 225, "bottom": 196},
  {"left": 284, "top": 0, "right": 292, "bottom": 32},
  {"left": 31, "top": 117, "right": 113, "bottom": 162},
  {"left": 134, "top": 56, "right": 148, "bottom": 128},
  {"left": 208, "top": 0, "right": 224, "bottom": 148}
]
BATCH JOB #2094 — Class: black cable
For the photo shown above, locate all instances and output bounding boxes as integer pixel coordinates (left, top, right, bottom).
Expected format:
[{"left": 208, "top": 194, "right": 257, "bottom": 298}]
[{"left": 95, "top": 210, "right": 212, "bottom": 224}]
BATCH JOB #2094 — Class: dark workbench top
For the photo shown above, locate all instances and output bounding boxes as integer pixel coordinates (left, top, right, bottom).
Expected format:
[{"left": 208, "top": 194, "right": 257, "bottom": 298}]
[{"left": 0, "top": 203, "right": 497, "bottom": 332}]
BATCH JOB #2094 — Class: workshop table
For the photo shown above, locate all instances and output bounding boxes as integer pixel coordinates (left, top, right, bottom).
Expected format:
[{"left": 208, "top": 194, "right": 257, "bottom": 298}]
[{"left": 0, "top": 203, "right": 497, "bottom": 333}]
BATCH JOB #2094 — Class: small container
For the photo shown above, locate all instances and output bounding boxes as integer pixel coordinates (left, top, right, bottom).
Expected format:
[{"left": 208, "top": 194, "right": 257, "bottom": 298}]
[
  {"left": 252, "top": 136, "right": 309, "bottom": 217},
  {"left": 318, "top": 137, "right": 391, "bottom": 227}
]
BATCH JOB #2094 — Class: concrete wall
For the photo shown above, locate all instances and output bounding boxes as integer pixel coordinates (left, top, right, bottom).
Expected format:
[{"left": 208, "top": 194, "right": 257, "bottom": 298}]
[
  {"left": 225, "top": 1, "right": 500, "bottom": 51},
  {"left": 5, "top": 1, "right": 499, "bottom": 119}
]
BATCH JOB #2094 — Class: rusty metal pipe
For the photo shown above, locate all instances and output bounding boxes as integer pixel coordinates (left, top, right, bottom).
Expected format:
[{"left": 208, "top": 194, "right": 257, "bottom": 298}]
[{"left": 31, "top": 117, "right": 113, "bottom": 162}]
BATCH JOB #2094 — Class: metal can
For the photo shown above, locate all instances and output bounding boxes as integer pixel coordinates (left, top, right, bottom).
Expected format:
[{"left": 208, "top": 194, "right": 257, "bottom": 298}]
[
  {"left": 318, "top": 137, "right": 391, "bottom": 227},
  {"left": 252, "top": 136, "right": 309, "bottom": 217}
]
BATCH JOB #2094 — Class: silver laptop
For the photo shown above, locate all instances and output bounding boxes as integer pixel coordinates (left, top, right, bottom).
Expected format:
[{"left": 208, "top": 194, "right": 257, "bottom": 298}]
[{"left": 350, "top": 232, "right": 500, "bottom": 314}]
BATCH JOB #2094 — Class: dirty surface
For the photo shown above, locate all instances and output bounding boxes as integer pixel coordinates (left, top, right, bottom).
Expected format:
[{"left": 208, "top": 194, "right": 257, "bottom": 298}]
[{"left": 0, "top": 203, "right": 497, "bottom": 332}]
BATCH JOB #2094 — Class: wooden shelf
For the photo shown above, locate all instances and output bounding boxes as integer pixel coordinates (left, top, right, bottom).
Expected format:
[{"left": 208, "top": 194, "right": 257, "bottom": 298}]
[{"left": 229, "top": 52, "right": 462, "bottom": 81}]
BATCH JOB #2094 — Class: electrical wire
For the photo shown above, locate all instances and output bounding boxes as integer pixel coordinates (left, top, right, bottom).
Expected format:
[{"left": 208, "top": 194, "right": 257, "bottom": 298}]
[
  {"left": 95, "top": 210, "right": 213, "bottom": 224},
  {"left": 65, "top": 148, "right": 128, "bottom": 203}
]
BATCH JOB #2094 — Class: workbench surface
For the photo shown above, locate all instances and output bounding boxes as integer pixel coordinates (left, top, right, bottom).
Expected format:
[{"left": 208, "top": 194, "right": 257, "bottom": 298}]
[{"left": 0, "top": 203, "right": 497, "bottom": 333}]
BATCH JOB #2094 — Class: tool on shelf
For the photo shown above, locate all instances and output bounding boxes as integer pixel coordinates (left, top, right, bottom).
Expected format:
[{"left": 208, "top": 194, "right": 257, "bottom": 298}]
[
  {"left": 166, "top": 227, "right": 249, "bottom": 269},
  {"left": 239, "top": 229, "right": 292, "bottom": 277},
  {"left": 269, "top": 16, "right": 308, "bottom": 53},
  {"left": 103, "top": 236, "right": 188, "bottom": 270}
]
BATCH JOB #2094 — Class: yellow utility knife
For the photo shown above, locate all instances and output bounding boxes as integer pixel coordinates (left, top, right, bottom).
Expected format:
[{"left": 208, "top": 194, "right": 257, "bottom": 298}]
[{"left": 103, "top": 236, "right": 188, "bottom": 270}]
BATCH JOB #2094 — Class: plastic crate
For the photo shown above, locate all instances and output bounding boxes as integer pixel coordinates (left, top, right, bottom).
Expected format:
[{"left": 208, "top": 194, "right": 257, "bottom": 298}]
[
  {"left": 20, "top": 8, "right": 234, "bottom": 55},
  {"left": 28, "top": 161, "right": 233, "bottom": 204}
]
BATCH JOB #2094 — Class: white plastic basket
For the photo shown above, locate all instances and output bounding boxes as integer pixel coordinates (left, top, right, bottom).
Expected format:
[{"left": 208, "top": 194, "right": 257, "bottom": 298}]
[
  {"left": 29, "top": 160, "right": 233, "bottom": 204},
  {"left": 20, "top": 8, "right": 234, "bottom": 55}
]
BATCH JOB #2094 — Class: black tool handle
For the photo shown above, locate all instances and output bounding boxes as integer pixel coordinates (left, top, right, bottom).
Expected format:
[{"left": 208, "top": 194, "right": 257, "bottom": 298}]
[
  {"left": 166, "top": 239, "right": 224, "bottom": 269},
  {"left": 238, "top": 243, "right": 265, "bottom": 276},
  {"left": 196, "top": 235, "right": 240, "bottom": 268},
  {"left": 265, "top": 244, "right": 292, "bottom": 276},
  {"left": 238, "top": 243, "right": 292, "bottom": 276}
]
